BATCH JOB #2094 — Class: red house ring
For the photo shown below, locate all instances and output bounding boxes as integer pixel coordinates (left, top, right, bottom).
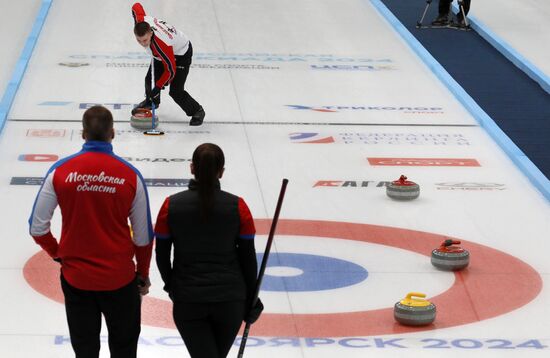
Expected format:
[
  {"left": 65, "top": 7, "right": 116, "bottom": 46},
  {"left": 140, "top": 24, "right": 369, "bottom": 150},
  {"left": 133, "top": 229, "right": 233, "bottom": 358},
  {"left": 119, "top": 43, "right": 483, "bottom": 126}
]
[{"left": 24, "top": 219, "right": 542, "bottom": 337}]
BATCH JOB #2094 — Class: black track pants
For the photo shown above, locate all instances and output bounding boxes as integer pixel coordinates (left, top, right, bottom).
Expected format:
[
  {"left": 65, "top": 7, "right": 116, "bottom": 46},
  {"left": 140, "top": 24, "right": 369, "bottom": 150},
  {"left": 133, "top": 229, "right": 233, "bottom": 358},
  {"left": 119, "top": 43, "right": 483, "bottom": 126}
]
[
  {"left": 145, "top": 43, "right": 201, "bottom": 116},
  {"left": 61, "top": 275, "right": 141, "bottom": 358},
  {"left": 173, "top": 300, "right": 246, "bottom": 358}
]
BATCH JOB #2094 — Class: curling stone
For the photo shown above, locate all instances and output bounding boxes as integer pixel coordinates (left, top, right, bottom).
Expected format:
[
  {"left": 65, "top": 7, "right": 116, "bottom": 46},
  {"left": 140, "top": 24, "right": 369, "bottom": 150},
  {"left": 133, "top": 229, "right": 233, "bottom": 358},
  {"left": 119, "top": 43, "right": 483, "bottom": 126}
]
[
  {"left": 131, "top": 108, "right": 159, "bottom": 130},
  {"left": 431, "top": 239, "right": 470, "bottom": 271},
  {"left": 394, "top": 292, "right": 436, "bottom": 326},
  {"left": 386, "top": 175, "right": 420, "bottom": 200}
]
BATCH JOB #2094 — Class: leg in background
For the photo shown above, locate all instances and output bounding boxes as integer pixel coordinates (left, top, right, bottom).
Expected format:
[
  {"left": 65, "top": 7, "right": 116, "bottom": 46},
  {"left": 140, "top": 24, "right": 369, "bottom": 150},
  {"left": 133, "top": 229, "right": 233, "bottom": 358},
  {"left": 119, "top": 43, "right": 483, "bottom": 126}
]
[{"left": 432, "top": 0, "right": 452, "bottom": 25}]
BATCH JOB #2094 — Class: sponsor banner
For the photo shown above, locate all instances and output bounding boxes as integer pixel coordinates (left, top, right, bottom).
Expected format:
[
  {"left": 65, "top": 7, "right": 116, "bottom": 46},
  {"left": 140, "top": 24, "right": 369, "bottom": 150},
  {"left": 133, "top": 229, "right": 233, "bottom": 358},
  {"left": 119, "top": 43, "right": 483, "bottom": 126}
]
[
  {"left": 114, "top": 129, "right": 210, "bottom": 135},
  {"left": 23, "top": 128, "right": 210, "bottom": 139},
  {"left": 314, "top": 180, "right": 506, "bottom": 191},
  {"left": 62, "top": 52, "right": 395, "bottom": 72},
  {"left": 290, "top": 132, "right": 469, "bottom": 145},
  {"left": 290, "top": 133, "right": 335, "bottom": 143},
  {"left": 122, "top": 157, "right": 190, "bottom": 163},
  {"left": 286, "top": 104, "right": 443, "bottom": 114},
  {"left": 67, "top": 52, "right": 393, "bottom": 63},
  {"left": 194, "top": 53, "right": 394, "bottom": 63},
  {"left": 39, "top": 102, "right": 135, "bottom": 110},
  {"left": 314, "top": 180, "right": 390, "bottom": 188},
  {"left": 26, "top": 129, "right": 66, "bottom": 138},
  {"left": 367, "top": 158, "right": 481, "bottom": 167},
  {"left": 435, "top": 182, "right": 507, "bottom": 191},
  {"left": 18, "top": 154, "right": 190, "bottom": 163},
  {"left": 105, "top": 62, "right": 281, "bottom": 70},
  {"left": 310, "top": 64, "right": 395, "bottom": 71},
  {"left": 58, "top": 62, "right": 89, "bottom": 67},
  {"left": 10, "top": 177, "right": 190, "bottom": 187},
  {"left": 52, "top": 335, "right": 548, "bottom": 350},
  {"left": 18, "top": 154, "right": 59, "bottom": 162}
]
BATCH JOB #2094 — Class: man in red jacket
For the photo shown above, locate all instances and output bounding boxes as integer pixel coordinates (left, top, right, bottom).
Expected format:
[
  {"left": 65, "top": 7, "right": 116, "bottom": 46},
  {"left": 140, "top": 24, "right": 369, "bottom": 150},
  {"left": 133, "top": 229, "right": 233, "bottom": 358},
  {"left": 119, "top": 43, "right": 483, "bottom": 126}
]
[
  {"left": 131, "top": 2, "right": 205, "bottom": 126},
  {"left": 29, "top": 105, "right": 154, "bottom": 358}
]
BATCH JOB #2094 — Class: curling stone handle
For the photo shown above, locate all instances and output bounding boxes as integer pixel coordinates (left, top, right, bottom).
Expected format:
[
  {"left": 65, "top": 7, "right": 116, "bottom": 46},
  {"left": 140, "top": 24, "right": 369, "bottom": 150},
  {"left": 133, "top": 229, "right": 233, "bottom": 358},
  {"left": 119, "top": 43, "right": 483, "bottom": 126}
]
[
  {"left": 406, "top": 292, "right": 426, "bottom": 300},
  {"left": 443, "top": 239, "right": 461, "bottom": 247}
]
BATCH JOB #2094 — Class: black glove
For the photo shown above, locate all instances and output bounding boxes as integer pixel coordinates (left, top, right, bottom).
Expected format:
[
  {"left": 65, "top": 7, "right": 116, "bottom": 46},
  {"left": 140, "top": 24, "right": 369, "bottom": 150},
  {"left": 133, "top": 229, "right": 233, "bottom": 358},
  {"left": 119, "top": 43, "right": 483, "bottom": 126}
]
[
  {"left": 148, "top": 86, "right": 161, "bottom": 103},
  {"left": 245, "top": 298, "right": 264, "bottom": 324},
  {"left": 137, "top": 274, "right": 151, "bottom": 296}
]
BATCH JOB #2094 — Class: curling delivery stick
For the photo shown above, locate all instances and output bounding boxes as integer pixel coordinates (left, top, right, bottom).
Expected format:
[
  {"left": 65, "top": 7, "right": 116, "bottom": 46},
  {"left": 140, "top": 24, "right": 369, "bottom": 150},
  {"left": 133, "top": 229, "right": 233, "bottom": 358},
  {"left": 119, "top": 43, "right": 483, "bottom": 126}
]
[{"left": 237, "top": 178, "right": 289, "bottom": 358}]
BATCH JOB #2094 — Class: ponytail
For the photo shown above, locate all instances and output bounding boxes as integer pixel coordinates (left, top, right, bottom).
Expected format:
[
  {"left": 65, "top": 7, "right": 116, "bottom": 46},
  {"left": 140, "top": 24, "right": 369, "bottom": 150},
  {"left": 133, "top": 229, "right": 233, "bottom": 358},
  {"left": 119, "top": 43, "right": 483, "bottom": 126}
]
[{"left": 192, "top": 143, "right": 225, "bottom": 221}]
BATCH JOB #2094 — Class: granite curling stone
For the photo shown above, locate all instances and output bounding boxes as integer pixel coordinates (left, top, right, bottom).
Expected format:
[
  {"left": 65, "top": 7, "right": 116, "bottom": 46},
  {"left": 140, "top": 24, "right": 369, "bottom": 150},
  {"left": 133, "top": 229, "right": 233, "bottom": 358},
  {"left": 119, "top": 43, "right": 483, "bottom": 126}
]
[
  {"left": 431, "top": 239, "right": 470, "bottom": 271},
  {"left": 131, "top": 108, "right": 159, "bottom": 130},
  {"left": 386, "top": 175, "right": 420, "bottom": 200},
  {"left": 394, "top": 292, "right": 436, "bottom": 326}
]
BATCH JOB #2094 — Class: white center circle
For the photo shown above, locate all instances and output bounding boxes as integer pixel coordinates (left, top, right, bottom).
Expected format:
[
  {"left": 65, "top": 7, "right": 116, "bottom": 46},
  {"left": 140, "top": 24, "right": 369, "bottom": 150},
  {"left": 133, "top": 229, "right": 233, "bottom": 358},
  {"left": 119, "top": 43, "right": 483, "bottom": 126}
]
[
  {"left": 255, "top": 235, "right": 456, "bottom": 314},
  {"left": 265, "top": 266, "right": 304, "bottom": 277}
]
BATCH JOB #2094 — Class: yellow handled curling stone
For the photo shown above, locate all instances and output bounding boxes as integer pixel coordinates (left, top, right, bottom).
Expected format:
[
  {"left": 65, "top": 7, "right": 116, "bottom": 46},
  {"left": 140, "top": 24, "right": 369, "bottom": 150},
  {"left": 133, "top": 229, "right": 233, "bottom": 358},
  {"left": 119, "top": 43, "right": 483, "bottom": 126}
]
[{"left": 394, "top": 292, "right": 436, "bottom": 326}]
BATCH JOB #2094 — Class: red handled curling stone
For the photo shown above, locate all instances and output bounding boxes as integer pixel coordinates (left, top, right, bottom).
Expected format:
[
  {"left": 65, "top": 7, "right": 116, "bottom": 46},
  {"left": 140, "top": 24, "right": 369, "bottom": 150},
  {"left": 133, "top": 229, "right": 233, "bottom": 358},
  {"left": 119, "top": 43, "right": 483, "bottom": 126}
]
[
  {"left": 431, "top": 239, "right": 470, "bottom": 271},
  {"left": 394, "top": 292, "right": 436, "bottom": 326},
  {"left": 131, "top": 108, "right": 159, "bottom": 130},
  {"left": 386, "top": 175, "right": 420, "bottom": 200}
]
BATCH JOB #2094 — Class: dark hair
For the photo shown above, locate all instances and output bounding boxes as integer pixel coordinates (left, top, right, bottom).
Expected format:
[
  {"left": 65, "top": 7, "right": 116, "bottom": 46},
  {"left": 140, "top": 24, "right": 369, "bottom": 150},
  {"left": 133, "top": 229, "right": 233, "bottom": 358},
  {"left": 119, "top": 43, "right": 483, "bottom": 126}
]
[
  {"left": 192, "top": 143, "right": 225, "bottom": 220},
  {"left": 134, "top": 21, "right": 151, "bottom": 37},
  {"left": 82, "top": 106, "right": 113, "bottom": 142}
]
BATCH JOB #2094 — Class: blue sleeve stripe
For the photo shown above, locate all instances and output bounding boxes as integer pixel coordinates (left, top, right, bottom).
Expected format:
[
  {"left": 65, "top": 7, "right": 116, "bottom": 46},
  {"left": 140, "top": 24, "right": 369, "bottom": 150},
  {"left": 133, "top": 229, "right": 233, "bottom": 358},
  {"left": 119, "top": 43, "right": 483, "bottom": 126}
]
[
  {"left": 239, "top": 234, "right": 255, "bottom": 240},
  {"left": 155, "top": 234, "right": 171, "bottom": 240}
]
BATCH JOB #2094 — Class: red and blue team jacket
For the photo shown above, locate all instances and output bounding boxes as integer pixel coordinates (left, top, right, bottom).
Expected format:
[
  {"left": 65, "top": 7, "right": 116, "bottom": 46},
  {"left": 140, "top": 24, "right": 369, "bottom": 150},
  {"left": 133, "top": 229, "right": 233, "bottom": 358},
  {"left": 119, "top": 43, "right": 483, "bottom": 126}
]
[
  {"left": 132, "top": 2, "right": 190, "bottom": 89},
  {"left": 29, "top": 141, "right": 154, "bottom": 291}
]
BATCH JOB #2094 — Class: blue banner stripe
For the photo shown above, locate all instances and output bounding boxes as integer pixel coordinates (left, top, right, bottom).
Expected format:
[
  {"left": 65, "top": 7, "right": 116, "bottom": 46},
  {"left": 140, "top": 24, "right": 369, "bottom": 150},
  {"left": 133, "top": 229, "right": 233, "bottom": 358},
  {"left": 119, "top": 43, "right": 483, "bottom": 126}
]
[{"left": 0, "top": 0, "right": 53, "bottom": 136}]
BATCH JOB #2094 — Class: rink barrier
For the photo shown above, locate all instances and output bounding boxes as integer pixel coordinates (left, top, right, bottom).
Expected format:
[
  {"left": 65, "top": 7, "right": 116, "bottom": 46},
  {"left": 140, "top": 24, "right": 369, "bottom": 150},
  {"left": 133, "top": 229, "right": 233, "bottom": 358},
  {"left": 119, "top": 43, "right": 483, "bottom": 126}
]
[
  {"left": 368, "top": 0, "right": 550, "bottom": 202},
  {"left": 0, "top": 0, "right": 53, "bottom": 135},
  {"left": 451, "top": 3, "right": 550, "bottom": 95}
]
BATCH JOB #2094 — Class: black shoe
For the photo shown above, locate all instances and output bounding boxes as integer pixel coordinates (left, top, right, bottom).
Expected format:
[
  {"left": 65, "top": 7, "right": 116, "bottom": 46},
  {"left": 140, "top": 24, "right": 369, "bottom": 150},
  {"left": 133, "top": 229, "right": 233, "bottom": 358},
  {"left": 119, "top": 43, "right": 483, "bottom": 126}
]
[
  {"left": 189, "top": 107, "right": 205, "bottom": 126},
  {"left": 455, "top": 15, "right": 467, "bottom": 26},
  {"left": 431, "top": 14, "right": 449, "bottom": 26},
  {"left": 450, "top": 16, "right": 470, "bottom": 30}
]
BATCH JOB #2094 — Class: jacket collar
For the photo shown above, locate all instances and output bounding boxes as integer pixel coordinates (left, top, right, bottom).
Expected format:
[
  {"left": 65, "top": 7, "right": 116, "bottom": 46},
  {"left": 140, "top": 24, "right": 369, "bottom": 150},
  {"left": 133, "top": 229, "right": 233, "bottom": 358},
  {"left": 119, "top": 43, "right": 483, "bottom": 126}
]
[{"left": 82, "top": 141, "right": 113, "bottom": 153}]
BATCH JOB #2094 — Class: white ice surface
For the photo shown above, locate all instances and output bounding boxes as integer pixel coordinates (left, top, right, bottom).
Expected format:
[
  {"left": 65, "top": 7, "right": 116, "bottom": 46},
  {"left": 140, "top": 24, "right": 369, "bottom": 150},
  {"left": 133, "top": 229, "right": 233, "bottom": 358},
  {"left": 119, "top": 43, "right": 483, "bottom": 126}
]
[
  {"left": 0, "top": 0, "right": 549, "bottom": 357},
  {"left": 469, "top": 0, "right": 550, "bottom": 81}
]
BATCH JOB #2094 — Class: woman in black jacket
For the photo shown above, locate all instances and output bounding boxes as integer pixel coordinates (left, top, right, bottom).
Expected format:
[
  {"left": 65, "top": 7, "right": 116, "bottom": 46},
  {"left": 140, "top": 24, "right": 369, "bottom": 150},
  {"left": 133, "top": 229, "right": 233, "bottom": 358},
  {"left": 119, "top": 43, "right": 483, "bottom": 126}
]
[{"left": 154, "top": 143, "right": 263, "bottom": 358}]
